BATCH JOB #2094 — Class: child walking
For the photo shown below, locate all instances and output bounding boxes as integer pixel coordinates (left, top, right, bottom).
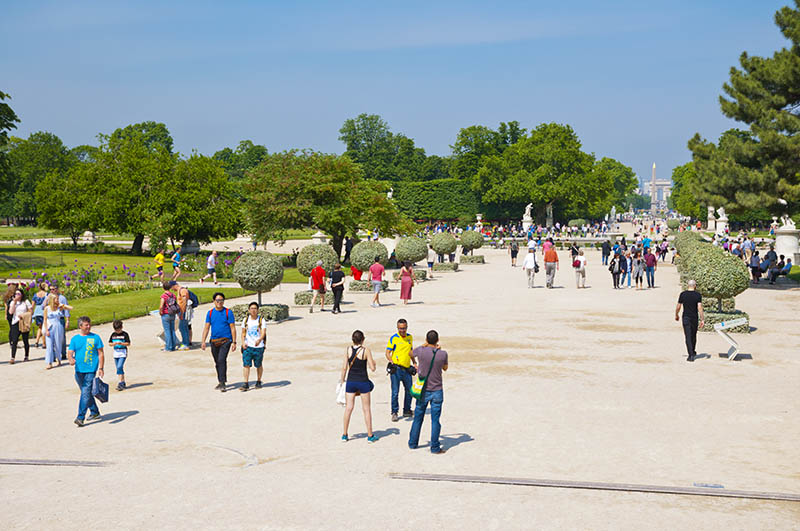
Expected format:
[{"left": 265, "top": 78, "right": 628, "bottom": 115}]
[{"left": 109, "top": 319, "right": 131, "bottom": 391}]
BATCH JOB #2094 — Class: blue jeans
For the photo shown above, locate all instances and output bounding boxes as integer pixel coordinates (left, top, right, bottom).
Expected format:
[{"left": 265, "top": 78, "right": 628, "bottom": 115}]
[
  {"left": 390, "top": 366, "right": 413, "bottom": 414},
  {"left": 408, "top": 389, "right": 444, "bottom": 452},
  {"left": 74, "top": 371, "right": 99, "bottom": 420},
  {"left": 178, "top": 317, "right": 190, "bottom": 347},
  {"left": 114, "top": 357, "right": 126, "bottom": 375},
  {"left": 623, "top": 270, "right": 631, "bottom": 287},
  {"left": 602, "top": 254, "right": 609, "bottom": 265},
  {"left": 161, "top": 313, "right": 177, "bottom": 351},
  {"left": 646, "top": 266, "right": 655, "bottom": 287}
]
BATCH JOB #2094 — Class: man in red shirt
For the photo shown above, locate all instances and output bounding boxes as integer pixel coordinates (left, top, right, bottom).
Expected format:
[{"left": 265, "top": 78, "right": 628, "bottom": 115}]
[
  {"left": 644, "top": 248, "right": 658, "bottom": 288},
  {"left": 309, "top": 260, "right": 326, "bottom": 313},
  {"left": 368, "top": 256, "right": 385, "bottom": 308},
  {"left": 350, "top": 265, "right": 362, "bottom": 280},
  {"left": 543, "top": 246, "right": 559, "bottom": 288}
]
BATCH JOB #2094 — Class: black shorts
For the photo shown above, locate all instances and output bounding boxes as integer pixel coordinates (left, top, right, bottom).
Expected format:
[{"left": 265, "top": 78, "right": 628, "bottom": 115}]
[
  {"left": 157, "top": 266, "right": 163, "bottom": 272},
  {"left": 510, "top": 250, "right": 518, "bottom": 258}
]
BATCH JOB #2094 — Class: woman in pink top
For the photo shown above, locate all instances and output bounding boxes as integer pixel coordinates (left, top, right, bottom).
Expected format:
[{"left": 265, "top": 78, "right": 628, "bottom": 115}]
[{"left": 368, "top": 257, "right": 384, "bottom": 308}]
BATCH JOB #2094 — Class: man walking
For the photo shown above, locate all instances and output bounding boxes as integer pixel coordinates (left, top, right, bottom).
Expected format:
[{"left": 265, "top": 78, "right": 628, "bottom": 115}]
[
  {"left": 644, "top": 248, "right": 658, "bottom": 288},
  {"left": 309, "top": 260, "right": 326, "bottom": 313},
  {"left": 369, "top": 256, "right": 385, "bottom": 308},
  {"left": 408, "top": 329, "right": 448, "bottom": 455},
  {"left": 68, "top": 316, "right": 105, "bottom": 426},
  {"left": 601, "top": 240, "right": 611, "bottom": 266},
  {"left": 543, "top": 244, "right": 559, "bottom": 288},
  {"left": 521, "top": 247, "right": 537, "bottom": 288},
  {"left": 200, "top": 251, "right": 219, "bottom": 285},
  {"left": 386, "top": 318, "right": 415, "bottom": 422},
  {"left": 675, "top": 279, "right": 705, "bottom": 362},
  {"left": 201, "top": 292, "right": 237, "bottom": 391}
]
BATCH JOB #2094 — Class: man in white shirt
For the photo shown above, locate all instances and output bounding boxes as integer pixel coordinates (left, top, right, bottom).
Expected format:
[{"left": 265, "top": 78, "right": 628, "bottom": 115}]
[
  {"left": 521, "top": 248, "right": 538, "bottom": 288},
  {"left": 239, "top": 302, "right": 267, "bottom": 391}
]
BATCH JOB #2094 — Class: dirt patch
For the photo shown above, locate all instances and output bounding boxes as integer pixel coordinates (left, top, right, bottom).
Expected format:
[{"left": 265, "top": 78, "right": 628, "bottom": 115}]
[
  {"left": 481, "top": 363, "right": 593, "bottom": 378},
  {"left": 574, "top": 323, "right": 640, "bottom": 333}
]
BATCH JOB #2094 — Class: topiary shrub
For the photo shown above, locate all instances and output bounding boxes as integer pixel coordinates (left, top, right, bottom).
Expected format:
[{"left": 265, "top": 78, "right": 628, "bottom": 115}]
[
  {"left": 232, "top": 251, "right": 284, "bottom": 305},
  {"left": 433, "top": 262, "right": 459, "bottom": 272},
  {"left": 349, "top": 279, "right": 388, "bottom": 292},
  {"left": 690, "top": 246, "right": 750, "bottom": 312},
  {"left": 459, "top": 230, "right": 484, "bottom": 253},
  {"left": 231, "top": 303, "right": 290, "bottom": 322},
  {"left": 294, "top": 290, "right": 338, "bottom": 306},
  {"left": 392, "top": 269, "right": 427, "bottom": 281},
  {"left": 431, "top": 233, "right": 457, "bottom": 255},
  {"left": 702, "top": 310, "right": 750, "bottom": 333},
  {"left": 460, "top": 255, "right": 485, "bottom": 264},
  {"left": 351, "top": 241, "right": 388, "bottom": 272},
  {"left": 567, "top": 219, "right": 586, "bottom": 227},
  {"left": 394, "top": 236, "right": 428, "bottom": 264},
  {"left": 296, "top": 244, "right": 338, "bottom": 277},
  {"left": 667, "top": 219, "right": 680, "bottom": 230}
]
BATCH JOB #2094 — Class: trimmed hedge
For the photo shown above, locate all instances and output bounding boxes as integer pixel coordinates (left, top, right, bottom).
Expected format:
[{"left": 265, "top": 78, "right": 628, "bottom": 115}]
[
  {"left": 393, "top": 178, "right": 481, "bottom": 220},
  {"left": 232, "top": 251, "right": 284, "bottom": 293},
  {"left": 349, "top": 280, "right": 388, "bottom": 292},
  {"left": 431, "top": 233, "right": 457, "bottom": 255},
  {"left": 231, "top": 303, "right": 290, "bottom": 322},
  {"left": 433, "top": 262, "right": 459, "bottom": 272},
  {"left": 394, "top": 236, "right": 428, "bottom": 264},
  {"left": 351, "top": 241, "right": 389, "bottom": 272},
  {"left": 294, "top": 290, "right": 337, "bottom": 305},
  {"left": 567, "top": 219, "right": 586, "bottom": 227},
  {"left": 460, "top": 255, "right": 485, "bottom": 264},
  {"left": 459, "top": 230, "right": 484, "bottom": 252},
  {"left": 703, "top": 310, "right": 750, "bottom": 333},
  {"left": 296, "top": 244, "right": 338, "bottom": 277},
  {"left": 392, "top": 269, "right": 427, "bottom": 281},
  {"left": 667, "top": 219, "right": 680, "bottom": 230}
]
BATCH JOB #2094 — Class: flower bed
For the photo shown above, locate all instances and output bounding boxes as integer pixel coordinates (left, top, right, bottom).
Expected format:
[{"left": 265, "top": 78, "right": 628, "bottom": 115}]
[
  {"left": 231, "top": 303, "right": 290, "bottom": 322},
  {"left": 392, "top": 270, "right": 427, "bottom": 281},
  {"left": 12, "top": 263, "right": 153, "bottom": 301},
  {"left": 349, "top": 280, "right": 388, "bottom": 292},
  {"left": 433, "top": 262, "right": 459, "bottom": 272},
  {"left": 460, "top": 255, "right": 485, "bottom": 264}
]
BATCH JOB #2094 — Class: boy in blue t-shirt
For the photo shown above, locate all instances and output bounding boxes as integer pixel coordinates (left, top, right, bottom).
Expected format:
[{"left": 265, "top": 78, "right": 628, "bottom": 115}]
[
  {"left": 109, "top": 319, "right": 131, "bottom": 391},
  {"left": 67, "top": 316, "right": 105, "bottom": 427}
]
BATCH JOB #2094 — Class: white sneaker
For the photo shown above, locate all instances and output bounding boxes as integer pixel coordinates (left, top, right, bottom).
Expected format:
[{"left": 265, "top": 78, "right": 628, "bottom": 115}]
[{"left": 177, "top": 345, "right": 190, "bottom": 351}]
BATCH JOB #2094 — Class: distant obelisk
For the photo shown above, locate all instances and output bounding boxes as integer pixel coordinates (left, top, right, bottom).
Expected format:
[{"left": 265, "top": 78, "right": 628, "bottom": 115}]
[{"left": 650, "top": 162, "right": 657, "bottom": 215}]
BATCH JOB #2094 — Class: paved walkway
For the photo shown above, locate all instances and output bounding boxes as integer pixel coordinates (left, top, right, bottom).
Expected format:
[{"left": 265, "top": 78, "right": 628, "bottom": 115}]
[{"left": 1, "top": 247, "right": 798, "bottom": 528}]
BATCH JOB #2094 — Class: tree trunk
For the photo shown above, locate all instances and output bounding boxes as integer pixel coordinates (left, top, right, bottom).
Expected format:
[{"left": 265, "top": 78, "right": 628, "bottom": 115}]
[
  {"left": 331, "top": 233, "right": 345, "bottom": 261},
  {"left": 70, "top": 230, "right": 79, "bottom": 249},
  {"left": 131, "top": 234, "right": 145, "bottom": 255},
  {"left": 258, "top": 291, "right": 262, "bottom": 306}
]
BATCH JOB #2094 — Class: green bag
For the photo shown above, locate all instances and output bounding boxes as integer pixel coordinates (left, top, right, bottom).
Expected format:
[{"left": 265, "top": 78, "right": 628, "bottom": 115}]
[{"left": 410, "top": 348, "right": 438, "bottom": 400}]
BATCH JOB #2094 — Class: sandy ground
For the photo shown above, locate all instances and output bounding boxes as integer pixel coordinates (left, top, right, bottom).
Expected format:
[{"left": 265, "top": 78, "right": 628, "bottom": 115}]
[{"left": 1, "top": 246, "right": 799, "bottom": 530}]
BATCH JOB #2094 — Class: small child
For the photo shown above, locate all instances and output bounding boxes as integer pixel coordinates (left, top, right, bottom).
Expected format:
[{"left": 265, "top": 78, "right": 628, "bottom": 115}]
[{"left": 109, "top": 319, "right": 131, "bottom": 391}]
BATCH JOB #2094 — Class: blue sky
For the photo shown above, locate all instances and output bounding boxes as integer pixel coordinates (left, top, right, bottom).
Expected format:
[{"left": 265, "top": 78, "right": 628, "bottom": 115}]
[{"left": 1, "top": 0, "right": 791, "bottom": 186}]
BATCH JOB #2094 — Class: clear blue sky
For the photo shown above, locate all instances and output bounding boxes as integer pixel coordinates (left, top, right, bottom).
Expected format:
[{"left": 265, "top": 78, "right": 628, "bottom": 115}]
[{"left": 1, "top": 0, "right": 791, "bottom": 186}]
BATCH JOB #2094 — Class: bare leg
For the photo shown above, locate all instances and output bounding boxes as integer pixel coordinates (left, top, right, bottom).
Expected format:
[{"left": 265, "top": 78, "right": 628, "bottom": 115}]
[
  {"left": 343, "top": 393, "right": 356, "bottom": 436},
  {"left": 243, "top": 366, "right": 250, "bottom": 385},
  {"left": 361, "top": 392, "right": 373, "bottom": 437},
  {"left": 256, "top": 366, "right": 263, "bottom": 382}
]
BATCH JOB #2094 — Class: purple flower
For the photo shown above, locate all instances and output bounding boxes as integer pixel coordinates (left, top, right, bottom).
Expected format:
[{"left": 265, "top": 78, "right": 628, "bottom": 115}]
[
  {"left": 103, "top": 275, "right": 107, "bottom": 280},
  {"left": 131, "top": 272, "right": 136, "bottom": 278},
  {"left": 65, "top": 281, "right": 71, "bottom": 287},
  {"left": 78, "top": 279, "right": 83, "bottom": 284}
]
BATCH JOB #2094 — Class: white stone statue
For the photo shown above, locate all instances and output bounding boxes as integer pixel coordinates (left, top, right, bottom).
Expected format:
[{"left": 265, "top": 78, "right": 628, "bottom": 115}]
[
  {"left": 707, "top": 206, "right": 715, "bottom": 219},
  {"left": 387, "top": 187, "right": 393, "bottom": 200},
  {"left": 610, "top": 206, "right": 616, "bottom": 221},
  {"left": 524, "top": 203, "right": 533, "bottom": 220},
  {"left": 716, "top": 206, "right": 727, "bottom": 220},
  {"left": 780, "top": 214, "right": 796, "bottom": 230}
]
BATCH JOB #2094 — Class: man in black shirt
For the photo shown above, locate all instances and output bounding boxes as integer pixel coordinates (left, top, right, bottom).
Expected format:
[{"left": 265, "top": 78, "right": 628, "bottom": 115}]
[
  {"left": 329, "top": 263, "right": 346, "bottom": 314},
  {"left": 675, "top": 279, "right": 705, "bottom": 362}
]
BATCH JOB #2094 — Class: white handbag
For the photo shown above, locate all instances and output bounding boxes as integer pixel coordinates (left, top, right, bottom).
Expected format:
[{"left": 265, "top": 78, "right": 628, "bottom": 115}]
[{"left": 335, "top": 382, "right": 346, "bottom": 406}]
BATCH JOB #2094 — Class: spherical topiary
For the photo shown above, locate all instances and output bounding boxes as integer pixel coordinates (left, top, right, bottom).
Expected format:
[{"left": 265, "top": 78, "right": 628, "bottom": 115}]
[
  {"left": 667, "top": 219, "right": 680, "bottom": 230},
  {"left": 394, "top": 236, "right": 428, "bottom": 264},
  {"left": 296, "top": 244, "right": 338, "bottom": 277},
  {"left": 459, "top": 230, "right": 484, "bottom": 252},
  {"left": 431, "top": 233, "right": 457, "bottom": 255},
  {"left": 567, "top": 219, "right": 587, "bottom": 227},
  {"left": 232, "top": 251, "right": 284, "bottom": 293},
  {"left": 351, "top": 241, "right": 388, "bottom": 272},
  {"left": 690, "top": 246, "right": 750, "bottom": 311}
]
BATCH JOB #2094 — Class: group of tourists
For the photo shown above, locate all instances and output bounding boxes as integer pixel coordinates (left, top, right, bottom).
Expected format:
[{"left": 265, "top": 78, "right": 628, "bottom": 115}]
[
  {"left": 339, "top": 319, "right": 448, "bottom": 453},
  {"left": 602, "top": 234, "right": 662, "bottom": 290},
  {"left": 712, "top": 236, "right": 793, "bottom": 285},
  {"left": 4, "top": 282, "right": 71, "bottom": 367}
]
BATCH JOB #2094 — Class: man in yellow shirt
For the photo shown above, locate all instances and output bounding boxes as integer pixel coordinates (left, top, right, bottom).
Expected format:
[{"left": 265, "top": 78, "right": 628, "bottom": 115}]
[
  {"left": 150, "top": 249, "right": 165, "bottom": 281},
  {"left": 385, "top": 318, "right": 416, "bottom": 422}
]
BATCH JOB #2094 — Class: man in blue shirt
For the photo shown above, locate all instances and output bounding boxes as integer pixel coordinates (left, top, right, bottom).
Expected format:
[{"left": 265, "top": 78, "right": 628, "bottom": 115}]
[
  {"left": 201, "top": 292, "right": 237, "bottom": 392},
  {"left": 68, "top": 316, "right": 105, "bottom": 427}
]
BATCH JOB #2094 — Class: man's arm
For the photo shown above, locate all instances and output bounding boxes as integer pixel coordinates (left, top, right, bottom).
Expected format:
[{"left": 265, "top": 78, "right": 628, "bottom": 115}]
[
  {"left": 698, "top": 302, "right": 705, "bottom": 327},
  {"left": 68, "top": 348, "right": 76, "bottom": 365},
  {"left": 675, "top": 303, "right": 682, "bottom": 321},
  {"left": 229, "top": 322, "right": 237, "bottom": 352},
  {"left": 385, "top": 348, "right": 393, "bottom": 362},
  {"left": 97, "top": 347, "right": 104, "bottom": 378},
  {"left": 201, "top": 322, "right": 210, "bottom": 350}
]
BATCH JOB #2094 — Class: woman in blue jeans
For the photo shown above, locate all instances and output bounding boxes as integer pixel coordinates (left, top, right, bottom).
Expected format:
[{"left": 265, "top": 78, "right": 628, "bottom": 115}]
[{"left": 158, "top": 281, "right": 179, "bottom": 351}]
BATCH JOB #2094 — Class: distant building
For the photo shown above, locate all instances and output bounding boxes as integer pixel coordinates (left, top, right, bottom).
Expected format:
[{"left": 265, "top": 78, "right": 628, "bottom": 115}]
[{"left": 643, "top": 180, "right": 672, "bottom": 210}]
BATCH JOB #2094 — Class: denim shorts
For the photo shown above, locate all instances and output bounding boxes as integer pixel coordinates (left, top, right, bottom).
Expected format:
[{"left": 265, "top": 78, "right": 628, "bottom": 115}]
[
  {"left": 34, "top": 316, "right": 44, "bottom": 326},
  {"left": 207, "top": 268, "right": 215, "bottom": 275},
  {"left": 242, "top": 346, "right": 265, "bottom": 368},
  {"left": 346, "top": 380, "right": 374, "bottom": 394},
  {"left": 114, "top": 357, "right": 126, "bottom": 375},
  {"left": 371, "top": 280, "right": 382, "bottom": 293}
]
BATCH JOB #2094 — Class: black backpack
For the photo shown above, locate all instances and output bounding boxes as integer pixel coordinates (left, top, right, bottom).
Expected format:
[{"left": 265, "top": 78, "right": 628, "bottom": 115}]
[{"left": 187, "top": 290, "right": 200, "bottom": 308}]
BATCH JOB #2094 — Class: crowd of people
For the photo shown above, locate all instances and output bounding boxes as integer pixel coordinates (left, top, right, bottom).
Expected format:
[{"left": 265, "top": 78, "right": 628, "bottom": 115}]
[{"left": 708, "top": 235, "right": 793, "bottom": 285}]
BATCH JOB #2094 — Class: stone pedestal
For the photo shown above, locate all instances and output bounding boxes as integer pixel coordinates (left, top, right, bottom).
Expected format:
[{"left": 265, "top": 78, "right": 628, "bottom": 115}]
[
  {"left": 775, "top": 227, "right": 799, "bottom": 264},
  {"left": 522, "top": 216, "right": 533, "bottom": 232},
  {"left": 311, "top": 231, "right": 328, "bottom": 244},
  {"left": 715, "top": 216, "right": 728, "bottom": 236},
  {"left": 707, "top": 213, "right": 716, "bottom": 232}
]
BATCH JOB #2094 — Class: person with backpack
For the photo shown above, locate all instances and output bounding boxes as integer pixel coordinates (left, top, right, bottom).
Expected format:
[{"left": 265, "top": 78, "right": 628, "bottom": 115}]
[
  {"left": 408, "top": 329, "right": 448, "bottom": 454},
  {"left": 201, "top": 292, "right": 237, "bottom": 392},
  {"left": 339, "top": 329, "right": 377, "bottom": 443},
  {"left": 158, "top": 281, "right": 180, "bottom": 352},
  {"left": 239, "top": 302, "right": 267, "bottom": 391},
  {"left": 508, "top": 239, "right": 519, "bottom": 267}
]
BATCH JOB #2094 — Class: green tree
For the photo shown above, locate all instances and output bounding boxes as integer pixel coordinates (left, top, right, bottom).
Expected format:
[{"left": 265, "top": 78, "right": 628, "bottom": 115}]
[
  {"left": 109, "top": 121, "right": 174, "bottom": 153},
  {"left": 7, "top": 132, "right": 75, "bottom": 221},
  {"left": 36, "top": 163, "right": 103, "bottom": 247},
  {"left": 669, "top": 162, "right": 704, "bottom": 219},
  {"left": 688, "top": 2, "right": 800, "bottom": 216},
  {"left": 244, "top": 150, "right": 414, "bottom": 257},
  {"left": 449, "top": 121, "right": 527, "bottom": 181},
  {"left": 624, "top": 193, "right": 651, "bottom": 210},
  {"left": 339, "top": 113, "right": 396, "bottom": 180},
  {"left": 593, "top": 157, "right": 637, "bottom": 209},
  {"left": 213, "top": 139, "right": 269, "bottom": 183},
  {"left": 0, "top": 91, "right": 20, "bottom": 205}
]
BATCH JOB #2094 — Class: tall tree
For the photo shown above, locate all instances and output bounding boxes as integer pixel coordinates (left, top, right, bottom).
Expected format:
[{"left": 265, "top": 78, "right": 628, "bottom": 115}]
[
  {"left": 244, "top": 150, "right": 414, "bottom": 257},
  {"left": 593, "top": 157, "right": 637, "bottom": 209},
  {"left": 450, "top": 121, "right": 527, "bottom": 181},
  {"left": 36, "top": 163, "right": 103, "bottom": 247},
  {"left": 669, "top": 162, "right": 704, "bottom": 219},
  {"left": 0, "top": 91, "right": 21, "bottom": 220},
  {"left": 338, "top": 113, "right": 395, "bottom": 180},
  {"left": 688, "top": 2, "right": 800, "bottom": 216},
  {"left": 213, "top": 140, "right": 269, "bottom": 183},
  {"left": 110, "top": 121, "right": 174, "bottom": 154},
  {"left": 6, "top": 132, "right": 75, "bottom": 222}
]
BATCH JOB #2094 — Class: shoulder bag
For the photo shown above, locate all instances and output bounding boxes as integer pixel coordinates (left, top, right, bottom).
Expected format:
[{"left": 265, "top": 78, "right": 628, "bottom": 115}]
[
  {"left": 336, "top": 346, "right": 363, "bottom": 405},
  {"left": 411, "top": 348, "right": 438, "bottom": 400}
]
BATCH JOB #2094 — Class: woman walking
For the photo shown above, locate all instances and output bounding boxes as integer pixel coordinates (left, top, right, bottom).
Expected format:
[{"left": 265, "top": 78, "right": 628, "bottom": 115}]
[
  {"left": 399, "top": 261, "right": 415, "bottom": 304},
  {"left": 43, "top": 295, "right": 70, "bottom": 369},
  {"left": 574, "top": 249, "right": 587, "bottom": 288},
  {"left": 609, "top": 253, "right": 621, "bottom": 289},
  {"left": 750, "top": 250, "right": 761, "bottom": 283},
  {"left": 339, "top": 330, "right": 377, "bottom": 443},
  {"left": 4, "top": 282, "right": 18, "bottom": 340},
  {"left": 633, "top": 252, "right": 645, "bottom": 290},
  {"left": 158, "top": 281, "right": 179, "bottom": 352},
  {"left": 32, "top": 282, "right": 47, "bottom": 349},
  {"left": 8, "top": 288, "right": 32, "bottom": 364}
]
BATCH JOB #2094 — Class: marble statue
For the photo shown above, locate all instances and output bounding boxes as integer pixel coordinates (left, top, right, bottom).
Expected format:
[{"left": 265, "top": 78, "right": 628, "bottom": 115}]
[
  {"left": 387, "top": 187, "right": 393, "bottom": 200},
  {"left": 524, "top": 203, "right": 533, "bottom": 220},
  {"left": 716, "top": 206, "right": 727, "bottom": 220},
  {"left": 780, "top": 214, "right": 796, "bottom": 230}
]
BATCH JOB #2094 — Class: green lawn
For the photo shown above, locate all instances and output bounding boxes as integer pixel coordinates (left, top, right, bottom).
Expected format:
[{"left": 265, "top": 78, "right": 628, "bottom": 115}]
[
  {"left": 282, "top": 268, "right": 307, "bottom": 283},
  {"left": 790, "top": 265, "right": 800, "bottom": 283},
  {"left": 0, "top": 287, "right": 253, "bottom": 345}
]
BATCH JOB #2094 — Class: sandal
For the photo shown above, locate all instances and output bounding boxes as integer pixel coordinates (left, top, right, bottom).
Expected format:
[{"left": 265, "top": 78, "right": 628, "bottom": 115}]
[{"left": 9, "top": 358, "right": 14, "bottom": 365}]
